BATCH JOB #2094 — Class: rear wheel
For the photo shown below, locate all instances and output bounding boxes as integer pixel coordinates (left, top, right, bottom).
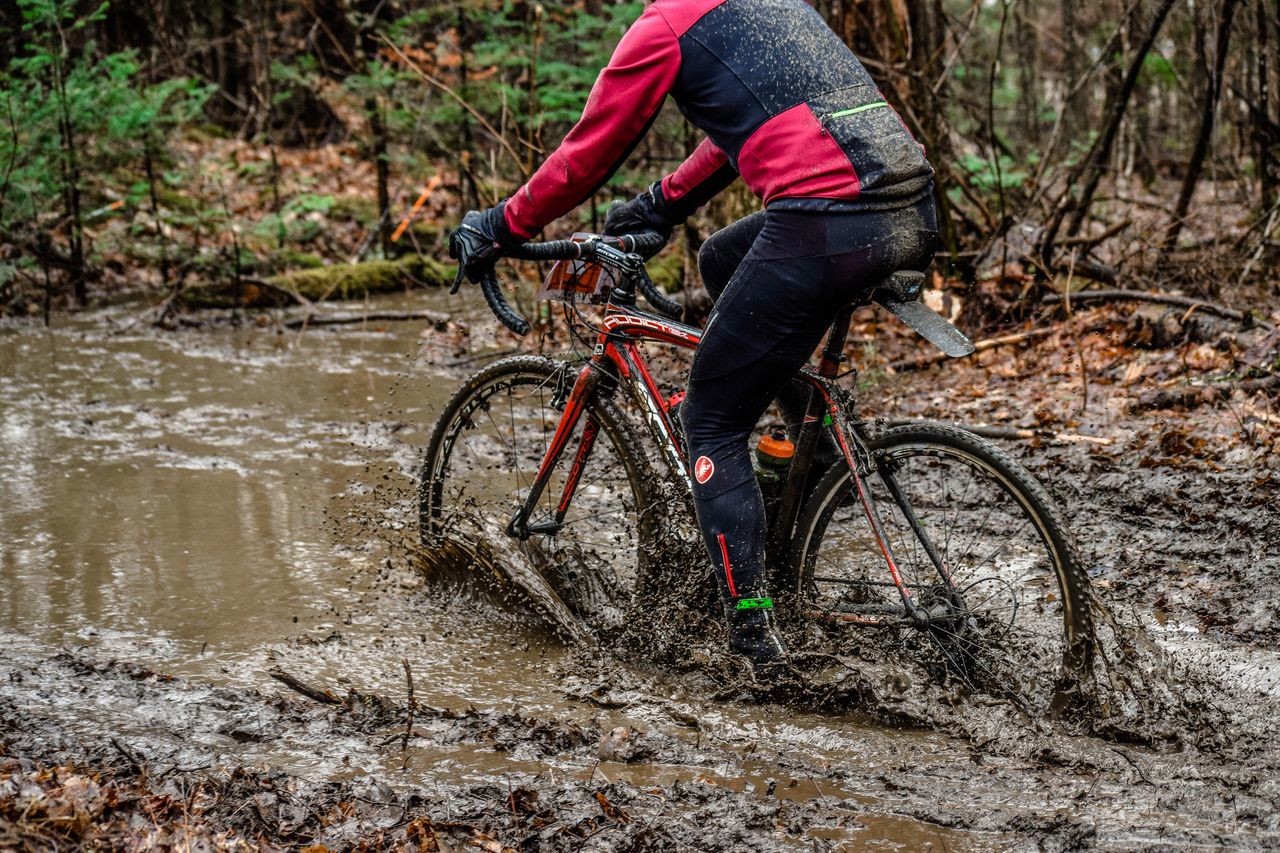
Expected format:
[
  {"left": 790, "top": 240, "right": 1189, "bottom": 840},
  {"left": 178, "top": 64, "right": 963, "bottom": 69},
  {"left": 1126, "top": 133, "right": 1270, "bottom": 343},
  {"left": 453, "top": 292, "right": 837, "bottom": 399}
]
[
  {"left": 793, "top": 423, "right": 1094, "bottom": 715},
  {"left": 419, "top": 356, "right": 656, "bottom": 628}
]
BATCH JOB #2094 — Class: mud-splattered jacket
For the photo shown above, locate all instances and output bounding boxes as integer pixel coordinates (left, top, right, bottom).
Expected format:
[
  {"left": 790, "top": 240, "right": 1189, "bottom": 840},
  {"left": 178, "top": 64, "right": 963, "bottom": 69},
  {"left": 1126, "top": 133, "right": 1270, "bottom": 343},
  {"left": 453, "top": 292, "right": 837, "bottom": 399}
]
[{"left": 504, "top": 0, "right": 934, "bottom": 239}]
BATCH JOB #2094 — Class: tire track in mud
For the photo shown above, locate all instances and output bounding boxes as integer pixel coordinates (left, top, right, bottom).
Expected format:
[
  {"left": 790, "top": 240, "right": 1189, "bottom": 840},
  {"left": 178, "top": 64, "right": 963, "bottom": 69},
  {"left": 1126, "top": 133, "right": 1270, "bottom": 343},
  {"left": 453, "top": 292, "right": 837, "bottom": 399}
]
[
  {"left": 0, "top": 631, "right": 999, "bottom": 850},
  {"left": 390, "top": 507, "right": 1280, "bottom": 850}
]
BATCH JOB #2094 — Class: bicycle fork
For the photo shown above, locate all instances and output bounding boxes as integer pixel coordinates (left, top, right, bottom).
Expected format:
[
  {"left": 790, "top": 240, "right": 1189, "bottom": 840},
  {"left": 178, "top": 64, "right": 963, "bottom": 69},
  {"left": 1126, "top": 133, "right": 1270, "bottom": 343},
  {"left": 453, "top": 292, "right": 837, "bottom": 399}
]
[{"left": 506, "top": 360, "right": 604, "bottom": 540}]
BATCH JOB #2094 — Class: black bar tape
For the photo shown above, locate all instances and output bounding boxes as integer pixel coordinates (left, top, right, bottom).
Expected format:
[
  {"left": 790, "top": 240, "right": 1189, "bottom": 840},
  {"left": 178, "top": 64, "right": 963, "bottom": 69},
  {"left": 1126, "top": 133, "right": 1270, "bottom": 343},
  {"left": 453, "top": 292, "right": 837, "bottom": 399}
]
[
  {"left": 480, "top": 271, "right": 531, "bottom": 336},
  {"left": 638, "top": 270, "right": 683, "bottom": 319},
  {"left": 508, "top": 240, "right": 584, "bottom": 262},
  {"left": 627, "top": 231, "right": 666, "bottom": 256}
]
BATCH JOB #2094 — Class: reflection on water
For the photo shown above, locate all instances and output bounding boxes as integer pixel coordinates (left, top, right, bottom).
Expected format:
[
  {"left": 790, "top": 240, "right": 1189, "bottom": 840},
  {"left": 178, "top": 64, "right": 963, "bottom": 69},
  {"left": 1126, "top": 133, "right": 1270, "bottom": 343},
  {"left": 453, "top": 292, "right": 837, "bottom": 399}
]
[{"left": 0, "top": 302, "right": 443, "bottom": 666}]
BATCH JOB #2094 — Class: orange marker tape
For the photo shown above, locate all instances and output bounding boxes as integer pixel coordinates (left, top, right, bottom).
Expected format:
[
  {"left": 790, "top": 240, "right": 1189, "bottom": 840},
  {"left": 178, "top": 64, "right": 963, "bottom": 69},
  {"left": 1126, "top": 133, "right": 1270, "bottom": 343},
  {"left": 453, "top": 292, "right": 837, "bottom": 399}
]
[
  {"left": 391, "top": 173, "right": 443, "bottom": 243},
  {"left": 87, "top": 199, "right": 127, "bottom": 219}
]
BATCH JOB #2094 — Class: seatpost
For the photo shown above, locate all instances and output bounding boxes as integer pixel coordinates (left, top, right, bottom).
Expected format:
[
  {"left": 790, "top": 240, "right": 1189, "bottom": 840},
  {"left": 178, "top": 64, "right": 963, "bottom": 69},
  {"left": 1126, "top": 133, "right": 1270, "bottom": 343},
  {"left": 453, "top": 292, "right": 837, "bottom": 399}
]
[{"left": 818, "top": 305, "right": 856, "bottom": 378}]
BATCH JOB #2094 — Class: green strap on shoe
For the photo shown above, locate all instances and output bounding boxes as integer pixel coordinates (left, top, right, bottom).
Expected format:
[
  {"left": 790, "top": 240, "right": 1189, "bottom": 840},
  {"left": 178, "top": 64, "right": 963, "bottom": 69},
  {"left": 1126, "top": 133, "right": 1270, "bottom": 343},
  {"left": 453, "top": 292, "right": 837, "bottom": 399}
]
[{"left": 735, "top": 597, "right": 774, "bottom": 610}]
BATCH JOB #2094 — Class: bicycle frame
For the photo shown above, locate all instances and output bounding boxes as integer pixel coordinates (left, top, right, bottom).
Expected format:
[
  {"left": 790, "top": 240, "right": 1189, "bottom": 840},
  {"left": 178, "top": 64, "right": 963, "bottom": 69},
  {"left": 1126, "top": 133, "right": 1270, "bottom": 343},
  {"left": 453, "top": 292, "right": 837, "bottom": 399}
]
[{"left": 506, "top": 290, "right": 950, "bottom": 626}]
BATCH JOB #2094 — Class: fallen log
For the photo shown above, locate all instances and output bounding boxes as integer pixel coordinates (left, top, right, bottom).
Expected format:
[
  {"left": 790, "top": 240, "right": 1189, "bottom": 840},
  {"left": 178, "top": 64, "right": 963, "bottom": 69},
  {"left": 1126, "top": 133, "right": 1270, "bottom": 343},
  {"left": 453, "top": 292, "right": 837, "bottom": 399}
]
[
  {"left": 1129, "top": 373, "right": 1280, "bottom": 412},
  {"left": 282, "top": 309, "right": 456, "bottom": 330},
  {"left": 1042, "top": 289, "right": 1272, "bottom": 328},
  {"left": 184, "top": 256, "right": 453, "bottom": 309}
]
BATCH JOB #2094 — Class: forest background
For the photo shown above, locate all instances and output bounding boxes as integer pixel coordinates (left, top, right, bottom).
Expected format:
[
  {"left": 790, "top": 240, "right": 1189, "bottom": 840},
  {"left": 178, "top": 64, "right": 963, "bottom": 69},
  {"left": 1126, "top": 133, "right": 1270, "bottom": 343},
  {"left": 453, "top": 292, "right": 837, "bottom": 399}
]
[
  {"left": 3, "top": 3, "right": 1280, "bottom": 847},
  {"left": 0, "top": 0, "right": 1276, "bottom": 330}
]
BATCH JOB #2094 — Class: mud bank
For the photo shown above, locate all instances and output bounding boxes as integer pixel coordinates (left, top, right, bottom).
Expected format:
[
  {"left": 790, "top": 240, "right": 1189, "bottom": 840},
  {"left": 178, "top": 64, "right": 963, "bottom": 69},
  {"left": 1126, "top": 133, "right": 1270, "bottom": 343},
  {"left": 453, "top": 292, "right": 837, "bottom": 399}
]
[{"left": 2, "top": 292, "right": 1279, "bottom": 849}]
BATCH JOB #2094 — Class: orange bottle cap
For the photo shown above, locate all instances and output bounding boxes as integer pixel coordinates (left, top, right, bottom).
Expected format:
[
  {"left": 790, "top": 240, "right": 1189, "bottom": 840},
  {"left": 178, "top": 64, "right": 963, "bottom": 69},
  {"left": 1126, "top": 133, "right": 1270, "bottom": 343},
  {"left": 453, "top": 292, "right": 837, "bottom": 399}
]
[{"left": 757, "top": 431, "right": 795, "bottom": 460}]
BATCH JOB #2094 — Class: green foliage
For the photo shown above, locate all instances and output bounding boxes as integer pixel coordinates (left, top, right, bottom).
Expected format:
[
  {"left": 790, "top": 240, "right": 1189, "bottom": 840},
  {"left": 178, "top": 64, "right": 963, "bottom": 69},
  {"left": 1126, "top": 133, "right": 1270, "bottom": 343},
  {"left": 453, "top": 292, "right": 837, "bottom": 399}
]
[
  {"left": 1, "top": 0, "right": 210, "bottom": 234},
  {"left": 254, "top": 193, "right": 337, "bottom": 244},
  {"left": 1140, "top": 51, "right": 1179, "bottom": 87},
  {"left": 958, "top": 152, "right": 1028, "bottom": 191}
]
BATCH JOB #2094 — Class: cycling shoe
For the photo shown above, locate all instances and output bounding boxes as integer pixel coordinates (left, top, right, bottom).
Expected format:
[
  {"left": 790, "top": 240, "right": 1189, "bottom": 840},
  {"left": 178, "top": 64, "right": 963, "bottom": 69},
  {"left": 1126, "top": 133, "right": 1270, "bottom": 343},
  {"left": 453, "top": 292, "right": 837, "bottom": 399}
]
[{"left": 726, "top": 605, "right": 789, "bottom": 667}]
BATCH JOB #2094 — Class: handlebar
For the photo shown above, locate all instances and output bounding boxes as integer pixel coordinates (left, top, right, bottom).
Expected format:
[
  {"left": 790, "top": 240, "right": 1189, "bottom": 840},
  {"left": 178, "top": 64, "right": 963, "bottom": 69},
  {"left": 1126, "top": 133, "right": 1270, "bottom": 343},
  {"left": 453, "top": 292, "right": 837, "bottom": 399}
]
[
  {"left": 506, "top": 231, "right": 666, "bottom": 262},
  {"left": 471, "top": 231, "right": 680, "bottom": 337}
]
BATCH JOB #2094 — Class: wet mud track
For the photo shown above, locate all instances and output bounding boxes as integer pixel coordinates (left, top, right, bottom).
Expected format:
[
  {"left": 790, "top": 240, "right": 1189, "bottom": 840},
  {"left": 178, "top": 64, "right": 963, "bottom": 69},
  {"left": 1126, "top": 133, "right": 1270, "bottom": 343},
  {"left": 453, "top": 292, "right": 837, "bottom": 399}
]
[{"left": 2, "top": 295, "right": 1279, "bottom": 849}]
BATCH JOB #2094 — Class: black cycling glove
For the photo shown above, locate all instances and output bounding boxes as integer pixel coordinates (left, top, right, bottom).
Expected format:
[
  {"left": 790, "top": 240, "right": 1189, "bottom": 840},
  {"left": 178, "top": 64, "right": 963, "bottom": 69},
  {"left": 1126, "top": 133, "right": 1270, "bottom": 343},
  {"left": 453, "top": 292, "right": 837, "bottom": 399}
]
[
  {"left": 603, "top": 182, "right": 680, "bottom": 258},
  {"left": 449, "top": 201, "right": 522, "bottom": 284}
]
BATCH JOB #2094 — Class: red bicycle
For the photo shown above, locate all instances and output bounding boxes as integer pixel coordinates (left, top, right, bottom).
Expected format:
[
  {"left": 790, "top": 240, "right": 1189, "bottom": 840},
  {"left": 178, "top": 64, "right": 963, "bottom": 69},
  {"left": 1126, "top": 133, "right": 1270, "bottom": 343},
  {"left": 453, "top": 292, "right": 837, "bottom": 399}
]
[{"left": 419, "top": 233, "right": 1094, "bottom": 714}]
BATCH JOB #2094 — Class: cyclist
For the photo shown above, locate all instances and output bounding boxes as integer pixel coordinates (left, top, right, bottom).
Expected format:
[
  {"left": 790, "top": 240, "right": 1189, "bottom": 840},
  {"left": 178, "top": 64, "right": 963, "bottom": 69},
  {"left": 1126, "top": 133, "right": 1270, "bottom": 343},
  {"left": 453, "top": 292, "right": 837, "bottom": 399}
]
[{"left": 450, "top": 0, "right": 937, "bottom": 669}]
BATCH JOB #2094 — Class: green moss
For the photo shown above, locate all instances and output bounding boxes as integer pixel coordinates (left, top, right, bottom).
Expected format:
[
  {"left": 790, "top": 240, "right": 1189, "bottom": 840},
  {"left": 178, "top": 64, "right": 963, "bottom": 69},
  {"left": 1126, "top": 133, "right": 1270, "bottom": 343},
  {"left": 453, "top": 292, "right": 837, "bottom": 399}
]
[
  {"left": 270, "top": 256, "right": 451, "bottom": 300},
  {"left": 271, "top": 250, "right": 327, "bottom": 271},
  {"left": 329, "top": 196, "right": 380, "bottom": 223},
  {"left": 182, "top": 255, "right": 452, "bottom": 309},
  {"left": 647, "top": 250, "right": 685, "bottom": 293},
  {"left": 151, "top": 185, "right": 203, "bottom": 215}
]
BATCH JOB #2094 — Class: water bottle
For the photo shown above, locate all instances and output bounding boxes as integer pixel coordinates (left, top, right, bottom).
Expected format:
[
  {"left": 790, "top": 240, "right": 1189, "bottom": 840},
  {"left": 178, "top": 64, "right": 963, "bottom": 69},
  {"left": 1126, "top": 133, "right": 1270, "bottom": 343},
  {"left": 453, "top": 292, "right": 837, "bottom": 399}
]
[{"left": 754, "top": 430, "right": 795, "bottom": 513}]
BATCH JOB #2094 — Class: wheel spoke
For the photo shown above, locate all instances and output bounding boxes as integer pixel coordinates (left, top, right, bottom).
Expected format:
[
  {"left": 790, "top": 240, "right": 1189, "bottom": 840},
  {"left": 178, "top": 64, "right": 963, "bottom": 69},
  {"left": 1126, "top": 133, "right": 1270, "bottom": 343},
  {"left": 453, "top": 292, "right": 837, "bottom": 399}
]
[
  {"left": 419, "top": 359, "right": 652, "bottom": 626},
  {"left": 795, "top": 427, "right": 1093, "bottom": 717}
]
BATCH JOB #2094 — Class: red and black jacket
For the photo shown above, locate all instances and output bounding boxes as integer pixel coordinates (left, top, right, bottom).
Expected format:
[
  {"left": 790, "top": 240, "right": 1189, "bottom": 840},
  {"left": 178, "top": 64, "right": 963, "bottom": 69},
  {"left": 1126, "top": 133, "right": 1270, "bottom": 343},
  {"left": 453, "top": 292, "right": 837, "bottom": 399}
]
[{"left": 505, "top": 0, "right": 933, "bottom": 239}]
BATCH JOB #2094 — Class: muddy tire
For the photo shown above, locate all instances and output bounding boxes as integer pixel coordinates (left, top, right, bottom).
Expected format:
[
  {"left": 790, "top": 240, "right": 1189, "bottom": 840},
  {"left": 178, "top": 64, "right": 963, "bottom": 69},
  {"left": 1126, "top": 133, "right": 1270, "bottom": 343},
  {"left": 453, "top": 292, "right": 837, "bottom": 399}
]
[
  {"left": 419, "top": 356, "right": 658, "bottom": 631},
  {"left": 793, "top": 422, "right": 1095, "bottom": 716}
]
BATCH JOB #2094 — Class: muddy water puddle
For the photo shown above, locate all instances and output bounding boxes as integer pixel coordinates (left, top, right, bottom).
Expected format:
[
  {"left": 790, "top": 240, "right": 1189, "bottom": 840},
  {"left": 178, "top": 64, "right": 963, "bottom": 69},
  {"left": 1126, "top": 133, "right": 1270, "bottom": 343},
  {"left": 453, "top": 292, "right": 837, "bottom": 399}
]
[
  {"left": 0, "top": 295, "right": 997, "bottom": 847},
  {"left": 1, "top": 293, "right": 1278, "bottom": 849}
]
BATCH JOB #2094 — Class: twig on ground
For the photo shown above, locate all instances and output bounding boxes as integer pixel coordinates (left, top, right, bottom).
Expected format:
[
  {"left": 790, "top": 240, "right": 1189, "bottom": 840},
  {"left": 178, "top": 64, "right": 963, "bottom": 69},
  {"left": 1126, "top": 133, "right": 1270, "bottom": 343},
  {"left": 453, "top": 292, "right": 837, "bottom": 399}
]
[
  {"left": 889, "top": 327, "right": 1055, "bottom": 372},
  {"left": 1057, "top": 219, "right": 1133, "bottom": 250},
  {"left": 1129, "top": 374, "right": 1280, "bottom": 412},
  {"left": 110, "top": 738, "right": 146, "bottom": 780},
  {"left": 1042, "top": 289, "right": 1271, "bottom": 328},
  {"left": 401, "top": 658, "right": 415, "bottom": 770},
  {"left": 268, "top": 668, "right": 341, "bottom": 705},
  {"left": 281, "top": 310, "right": 455, "bottom": 330},
  {"left": 881, "top": 419, "right": 1114, "bottom": 445}
]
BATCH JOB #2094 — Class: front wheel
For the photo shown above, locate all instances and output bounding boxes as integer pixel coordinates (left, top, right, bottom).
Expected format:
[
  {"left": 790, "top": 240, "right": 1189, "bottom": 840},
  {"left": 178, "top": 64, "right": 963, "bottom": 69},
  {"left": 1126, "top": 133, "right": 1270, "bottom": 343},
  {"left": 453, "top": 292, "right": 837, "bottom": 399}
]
[
  {"left": 418, "top": 355, "right": 657, "bottom": 630},
  {"left": 793, "top": 422, "right": 1094, "bottom": 715}
]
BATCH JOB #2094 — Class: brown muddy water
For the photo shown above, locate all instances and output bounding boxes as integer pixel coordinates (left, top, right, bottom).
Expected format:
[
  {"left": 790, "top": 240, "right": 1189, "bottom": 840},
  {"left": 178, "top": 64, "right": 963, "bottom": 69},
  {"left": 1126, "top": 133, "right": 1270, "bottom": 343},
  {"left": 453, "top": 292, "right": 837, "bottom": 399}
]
[{"left": 1, "top": 290, "right": 1278, "bottom": 850}]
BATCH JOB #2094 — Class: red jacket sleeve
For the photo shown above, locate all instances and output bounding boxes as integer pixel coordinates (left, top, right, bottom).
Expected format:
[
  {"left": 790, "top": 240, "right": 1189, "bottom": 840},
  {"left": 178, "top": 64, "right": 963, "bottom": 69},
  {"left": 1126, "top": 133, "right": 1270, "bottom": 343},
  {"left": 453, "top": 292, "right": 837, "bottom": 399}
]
[
  {"left": 660, "top": 137, "right": 738, "bottom": 215},
  {"left": 504, "top": 8, "right": 682, "bottom": 239}
]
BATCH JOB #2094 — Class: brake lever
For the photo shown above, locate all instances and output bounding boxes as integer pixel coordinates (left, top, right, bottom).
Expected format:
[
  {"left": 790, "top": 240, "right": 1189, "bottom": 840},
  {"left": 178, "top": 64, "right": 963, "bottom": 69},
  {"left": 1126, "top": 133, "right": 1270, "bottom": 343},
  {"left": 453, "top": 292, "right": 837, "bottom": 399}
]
[{"left": 450, "top": 264, "right": 465, "bottom": 295}]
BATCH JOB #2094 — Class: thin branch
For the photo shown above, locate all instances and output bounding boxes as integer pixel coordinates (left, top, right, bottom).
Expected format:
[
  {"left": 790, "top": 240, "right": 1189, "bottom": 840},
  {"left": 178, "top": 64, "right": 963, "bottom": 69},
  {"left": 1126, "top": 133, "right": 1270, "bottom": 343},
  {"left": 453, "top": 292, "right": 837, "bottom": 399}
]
[
  {"left": 1041, "top": 288, "right": 1270, "bottom": 327},
  {"left": 379, "top": 36, "right": 529, "bottom": 177}
]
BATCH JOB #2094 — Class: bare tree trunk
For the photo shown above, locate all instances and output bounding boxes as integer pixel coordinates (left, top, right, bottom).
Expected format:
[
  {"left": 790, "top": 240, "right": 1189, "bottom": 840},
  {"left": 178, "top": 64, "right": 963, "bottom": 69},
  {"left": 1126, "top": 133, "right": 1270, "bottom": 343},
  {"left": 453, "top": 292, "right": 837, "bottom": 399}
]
[
  {"left": 51, "top": 27, "right": 86, "bottom": 306},
  {"left": 1257, "top": 0, "right": 1275, "bottom": 209},
  {"left": 1162, "top": 0, "right": 1241, "bottom": 254},
  {"left": 1015, "top": 4, "right": 1040, "bottom": 148},
  {"left": 358, "top": 1, "right": 391, "bottom": 257},
  {"left": 903, "top": 0, "right": 960, "bottom": 269},
  {"left": 524, "top": 3, "right": 543, "bottom": 175},
  {"left": 1053, "top": 0, "right": 1178, "bottom": 242},
  {"left": 1061, "top": 0, "right": 1085, "bottom": 128},
  {"left": 144, "top": 141, "right": 170, "bottom": 292},
  {"left": 368, "top": 98, "right": 391, "bottom": 257}
]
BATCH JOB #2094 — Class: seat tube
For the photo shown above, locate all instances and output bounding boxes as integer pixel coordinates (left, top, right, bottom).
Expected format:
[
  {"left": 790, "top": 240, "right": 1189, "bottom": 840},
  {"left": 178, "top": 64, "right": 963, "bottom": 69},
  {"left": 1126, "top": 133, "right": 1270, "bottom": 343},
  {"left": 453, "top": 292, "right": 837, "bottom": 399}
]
[
  {"left": 771, "top": 307, "right": 855, "bottom": 556},
  {"left": 818, "top": 305, "right": 856, "bottom": 378}
]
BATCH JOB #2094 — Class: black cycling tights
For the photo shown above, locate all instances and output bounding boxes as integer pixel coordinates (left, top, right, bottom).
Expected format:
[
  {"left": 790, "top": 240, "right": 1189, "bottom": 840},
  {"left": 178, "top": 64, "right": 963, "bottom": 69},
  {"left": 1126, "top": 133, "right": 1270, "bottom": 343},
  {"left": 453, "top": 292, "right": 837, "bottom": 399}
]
[{"left": 681, "top": 197, "right": 937, "bottom": 607}]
